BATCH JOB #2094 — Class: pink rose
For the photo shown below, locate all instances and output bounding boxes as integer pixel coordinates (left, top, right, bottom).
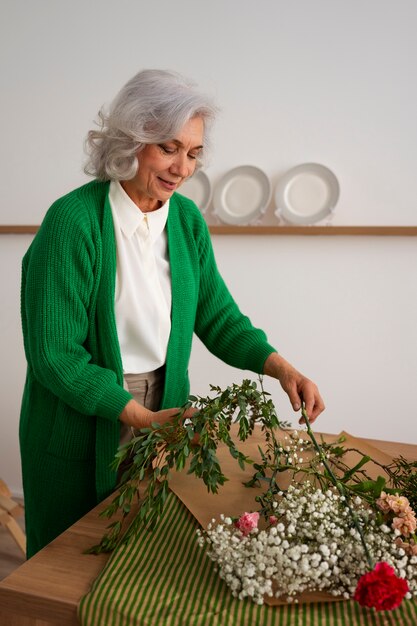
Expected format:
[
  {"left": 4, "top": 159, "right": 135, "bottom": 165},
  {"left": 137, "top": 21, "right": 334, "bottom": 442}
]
[
  {"left": 269, "top": 515, "right": 278, "bottom": 525},
  {"left": 235, "top": 512, "right": 260, "bottom": 536}
]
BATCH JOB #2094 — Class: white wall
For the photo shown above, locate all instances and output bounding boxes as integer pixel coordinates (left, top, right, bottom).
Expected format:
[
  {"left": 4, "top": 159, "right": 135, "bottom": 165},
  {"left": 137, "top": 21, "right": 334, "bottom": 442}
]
[
  {"left": 191, "top": 234, "right": 417, "bottom": 440},
  {"left": 1, "top": 0, "right": 416, "bottom": 496}
]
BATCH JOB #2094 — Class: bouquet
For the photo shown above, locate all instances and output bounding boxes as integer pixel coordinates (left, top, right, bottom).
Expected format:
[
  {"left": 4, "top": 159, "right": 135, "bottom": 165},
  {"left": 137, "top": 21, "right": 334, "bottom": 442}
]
[
  {"left": 197, "top": 435, "right": 416, "bottom": 609},
  {"left": 90, "top": 379, "right": 417, "bottom": 612}
]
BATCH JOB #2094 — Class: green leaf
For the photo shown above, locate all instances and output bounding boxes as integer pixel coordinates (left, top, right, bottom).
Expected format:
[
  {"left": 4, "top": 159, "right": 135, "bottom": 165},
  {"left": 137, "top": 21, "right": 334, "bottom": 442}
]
[
  {"left": 341, "top": 456, "right": 371, "bottom": 481},
  {"left": 238, "top": 455, "right": 246, "bottom": 471},
  {"left": 349, "top": 477, "right": 386, "bottom": 495}
]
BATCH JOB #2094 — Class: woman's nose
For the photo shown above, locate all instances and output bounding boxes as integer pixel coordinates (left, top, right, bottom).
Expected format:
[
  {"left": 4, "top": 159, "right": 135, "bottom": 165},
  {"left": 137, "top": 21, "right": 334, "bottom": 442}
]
[{"left": 170, "top": 153, "right": 191, "bottom": 178}]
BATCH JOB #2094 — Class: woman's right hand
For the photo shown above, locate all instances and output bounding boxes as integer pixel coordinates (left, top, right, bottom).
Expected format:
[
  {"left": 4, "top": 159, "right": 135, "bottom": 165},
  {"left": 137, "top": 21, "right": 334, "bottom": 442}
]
[{"left": 119, "top": 399, "right": 193, "bottom": 430}]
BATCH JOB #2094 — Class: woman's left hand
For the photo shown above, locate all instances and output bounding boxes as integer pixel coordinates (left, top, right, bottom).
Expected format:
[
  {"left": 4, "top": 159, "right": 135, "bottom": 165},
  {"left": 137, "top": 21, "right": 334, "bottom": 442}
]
[{"left": 263, "top": 352, "right": 325, "bottom": 423}]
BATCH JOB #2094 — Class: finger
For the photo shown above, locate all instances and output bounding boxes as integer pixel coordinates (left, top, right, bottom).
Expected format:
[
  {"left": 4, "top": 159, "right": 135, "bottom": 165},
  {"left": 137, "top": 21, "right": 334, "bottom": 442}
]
[
  {"left": 164, "top": 408, "right": 181, "bottom": 420},
  {"left": 296, "top": 383, "right": 316, "bottom": 423},
  {"left": 286, "top": 385, "right": 302, "bottom": 412},
  {"left": 299, "top": 394, "right": 325, "bottom": 424},
  {"left": 310, "top": 396, "right": 325, "bottom": 422},
  {"left": 156, "top": 408, "right": 182, "bottom": 426},
  {"left": 182, "top": 407, "right": 199, "bottom": 420},
  {"left": 303, "top": 393, "right": 315, "bottom": 421}
]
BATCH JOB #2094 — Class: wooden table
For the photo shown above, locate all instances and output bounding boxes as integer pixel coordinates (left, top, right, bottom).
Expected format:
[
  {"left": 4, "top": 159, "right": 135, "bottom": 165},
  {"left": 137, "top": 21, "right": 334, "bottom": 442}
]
[{"left": 1, "top": 435, "right": 416, "bottom": 626}]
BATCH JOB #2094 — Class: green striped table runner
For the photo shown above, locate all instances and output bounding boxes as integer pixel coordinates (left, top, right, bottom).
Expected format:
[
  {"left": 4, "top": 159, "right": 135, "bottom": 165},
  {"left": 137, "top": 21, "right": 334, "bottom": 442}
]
[{"left": 78, "top": 491, "right": 417, "bottom": 626}]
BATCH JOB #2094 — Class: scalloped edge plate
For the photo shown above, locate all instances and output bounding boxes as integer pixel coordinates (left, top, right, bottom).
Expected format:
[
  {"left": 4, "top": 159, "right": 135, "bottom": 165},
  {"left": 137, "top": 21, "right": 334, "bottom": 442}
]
[
  {"left": 213, "top": 165, "right": 271, "bottom": 225},
  {"left": 179, "top": 170, "right": 212, "bottom": 213},
  {"left": 275, "top": 163, "right": 340, "bottom": 225}
]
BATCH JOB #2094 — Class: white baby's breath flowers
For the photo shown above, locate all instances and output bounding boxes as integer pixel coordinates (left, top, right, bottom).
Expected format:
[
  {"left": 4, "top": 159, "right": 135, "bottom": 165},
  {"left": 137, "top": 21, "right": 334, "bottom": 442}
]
[{"left": 198, "top": 482, "right": 417, "bottom": 605}]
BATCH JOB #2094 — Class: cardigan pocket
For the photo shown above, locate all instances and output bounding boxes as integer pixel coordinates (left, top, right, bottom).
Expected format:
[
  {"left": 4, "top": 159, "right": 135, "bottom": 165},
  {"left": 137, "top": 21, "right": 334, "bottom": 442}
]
[{"left": 46, "top": 401, "right": 95, "bottom": 460}]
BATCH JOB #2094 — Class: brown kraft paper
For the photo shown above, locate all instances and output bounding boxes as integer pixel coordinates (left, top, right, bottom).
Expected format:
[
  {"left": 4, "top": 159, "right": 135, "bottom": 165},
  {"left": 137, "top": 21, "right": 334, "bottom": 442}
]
[{"left": 165, "top": 424, "right": 395, "bottom": 605}]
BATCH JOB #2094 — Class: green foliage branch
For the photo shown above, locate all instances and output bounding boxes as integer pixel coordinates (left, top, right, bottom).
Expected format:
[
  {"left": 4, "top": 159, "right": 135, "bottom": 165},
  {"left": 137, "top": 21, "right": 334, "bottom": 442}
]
[
  {"left": 88, "top": 378, "right": 286, "bottom": 553},
  {"left": 88, "top": 378, "right": 417, "bottom": 555}
]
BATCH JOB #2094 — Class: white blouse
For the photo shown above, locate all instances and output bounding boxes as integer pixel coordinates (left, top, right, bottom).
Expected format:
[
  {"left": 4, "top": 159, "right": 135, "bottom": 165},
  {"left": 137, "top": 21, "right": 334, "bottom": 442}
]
[{"left": 109, "top": 181, "right": 172, "bottom": 374}]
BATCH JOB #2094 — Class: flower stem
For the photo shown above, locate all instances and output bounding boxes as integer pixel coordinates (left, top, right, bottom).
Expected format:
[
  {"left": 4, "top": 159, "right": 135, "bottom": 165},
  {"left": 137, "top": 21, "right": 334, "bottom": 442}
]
[{"left": 301, "top": 404, "right": 374, "bottom": 569}]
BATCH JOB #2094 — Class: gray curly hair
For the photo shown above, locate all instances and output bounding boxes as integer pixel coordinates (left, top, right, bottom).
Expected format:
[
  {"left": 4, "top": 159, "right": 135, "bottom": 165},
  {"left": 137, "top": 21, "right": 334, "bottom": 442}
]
[{"left": 84, "top": 69, "right": 218, "bottom": 181}]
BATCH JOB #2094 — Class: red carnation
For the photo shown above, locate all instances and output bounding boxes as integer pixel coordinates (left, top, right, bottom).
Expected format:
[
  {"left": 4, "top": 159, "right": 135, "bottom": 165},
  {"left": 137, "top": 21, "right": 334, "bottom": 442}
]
[{"left": 354, "top": 561, "right": 409, "bottom": 611}]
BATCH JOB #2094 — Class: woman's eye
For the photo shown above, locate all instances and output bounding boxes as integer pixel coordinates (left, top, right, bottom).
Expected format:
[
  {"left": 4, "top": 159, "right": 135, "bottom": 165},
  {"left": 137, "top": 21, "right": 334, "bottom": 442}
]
[
  {"left": 188, "top": 150, "right": 202, "bottom": 160},
  {"left": 159, "top": 144, "right": 175, "bottom": 154}
]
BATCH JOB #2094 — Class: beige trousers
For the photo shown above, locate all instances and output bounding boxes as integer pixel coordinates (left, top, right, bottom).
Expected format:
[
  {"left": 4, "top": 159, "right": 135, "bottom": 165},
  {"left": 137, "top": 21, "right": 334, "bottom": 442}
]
[
  {"left": 120, "top": 367, "right": 165, "bottom": 445},
  {"left": 117, "top": 367, "right": 165, "bottom": 483}
]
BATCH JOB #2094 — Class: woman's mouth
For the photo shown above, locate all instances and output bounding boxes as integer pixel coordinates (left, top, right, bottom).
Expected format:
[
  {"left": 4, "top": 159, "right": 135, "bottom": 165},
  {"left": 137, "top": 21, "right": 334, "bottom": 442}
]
[{"left": 157, "top": 177, "right": 178, "bottom": 191}]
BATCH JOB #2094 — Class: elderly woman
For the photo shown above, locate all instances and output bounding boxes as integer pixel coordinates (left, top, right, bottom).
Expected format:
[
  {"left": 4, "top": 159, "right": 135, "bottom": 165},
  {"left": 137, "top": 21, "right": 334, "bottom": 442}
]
[{"left": 20, "top": 69, "right": 324, "bottom": 558}]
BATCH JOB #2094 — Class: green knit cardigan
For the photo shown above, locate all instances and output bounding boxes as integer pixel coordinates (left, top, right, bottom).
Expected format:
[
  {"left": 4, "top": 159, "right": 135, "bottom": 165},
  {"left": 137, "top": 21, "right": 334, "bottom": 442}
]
[{"left": 20, "top": 180, "right": 276, "bottom": 556}]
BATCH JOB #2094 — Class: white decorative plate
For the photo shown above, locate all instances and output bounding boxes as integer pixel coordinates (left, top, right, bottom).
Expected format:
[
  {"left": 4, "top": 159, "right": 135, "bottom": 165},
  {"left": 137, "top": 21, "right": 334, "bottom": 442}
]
[
  {"left": 274, "top": 163, "right": 340, "bottom": 225},
  {"left": 213, "top": 165, "right": 271, "bottom": 225},
  {"left": 180, "top": 170, "right": 212, "bottom": 213}
]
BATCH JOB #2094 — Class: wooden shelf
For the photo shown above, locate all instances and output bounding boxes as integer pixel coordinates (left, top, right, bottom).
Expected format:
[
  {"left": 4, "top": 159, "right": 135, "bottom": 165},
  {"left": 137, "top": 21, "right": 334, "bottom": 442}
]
[
  {"left": 0, "top": 225, "right": 39, "bottom": 234},
  {"left": 208, "top": 225, "right": 417, "bottom": 236},
  {"left": 1, "top": 225, "right": 417, "bottom": 236}
]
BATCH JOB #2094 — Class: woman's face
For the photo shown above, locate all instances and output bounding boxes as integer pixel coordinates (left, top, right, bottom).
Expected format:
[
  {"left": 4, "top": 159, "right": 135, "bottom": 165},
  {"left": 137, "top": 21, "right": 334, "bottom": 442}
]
[{"left": 122, "top": 116, "right": 204, "bottom": 212}]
